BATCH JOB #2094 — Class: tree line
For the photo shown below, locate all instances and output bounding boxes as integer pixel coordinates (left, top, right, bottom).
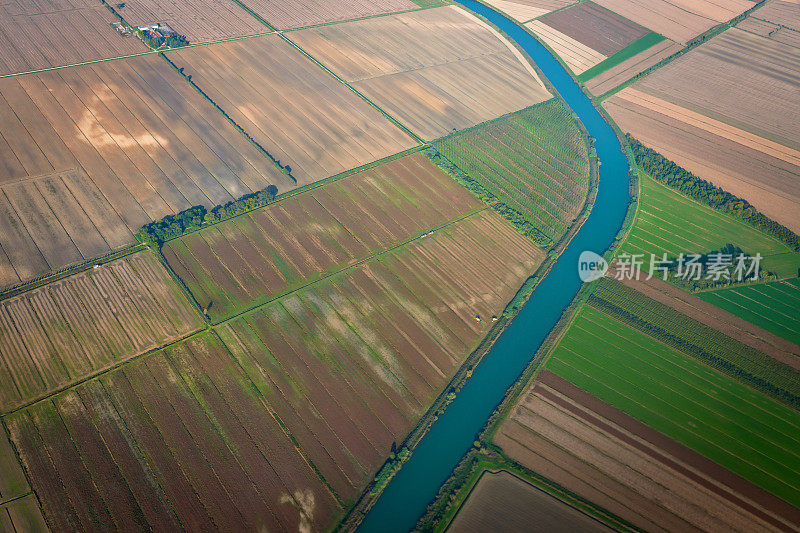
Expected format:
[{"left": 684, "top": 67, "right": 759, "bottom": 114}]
[
  {"left": 628, "top": 135, "right": 800, "bottom": 251},
  {"left": 136, "top": 185, "right": 279, "bottom": 246}
]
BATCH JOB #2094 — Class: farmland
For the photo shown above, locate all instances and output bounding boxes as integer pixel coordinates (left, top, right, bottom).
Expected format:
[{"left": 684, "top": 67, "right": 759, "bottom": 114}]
[
  {"left": 605, "top": 27, "right": 800, "bottom": 232},
  {"left": 495, "top": 371, "right": 800, "bottom": 531},
  {"left": 479, "top": 0, "right": 576, "bottom": 22},
  {"left": 590, "top": 0, "right": 753, "bottom": 44},
  {"left": 238, "top": 0, "right": 418, "bottom": 30},
  {"left": 289, "top": 6, "right": 552, "bottom": 140},
  {"left": 0, "top": 53, "right": 292, "bottom": 290},
  {"left": 432, "top": 100, "right": 591, "bottom": 245},
  {"left": 0, "top": 250, "right": 203, "bottom": 412},
  {"left": 6, "top": 205, "right": 543, "bottom": 531},
  {"left": 163, "top": 154, "right": 484, "bottom": 321},
  {"left": 618, "top": 172, "right": 800, "bottom": 278},
  {"left": 583, "top": 38, "right": 680, "bottom": 95},
  {"left": 540, "top": 1, "right": 651, "bottom": 57},
  {"left": 448, "top": 470, "right": 610, "bottom": 532},
  {"left": 166, "top": 34, "right": 416, "bottom": 185},
  {"left": 113, "top": 0, "right": 265, "bottom": 43},
  {"left": 0, "top": 0, "right": 146, "bottom": 76},
  {"left": 542, "top": 296, "right": 800, "bottom": 508},
  {"left": 698, "top": 278, "right": 800, "bottom": 347},
  {"left": 5, "top": 331, "right": 341, "bottom": 531},
  {"left": 525, "top": 19, "right": 608, "bottom": 75},
  {"left": 220, "top": 207, "right": 542, "bottom": 496}
]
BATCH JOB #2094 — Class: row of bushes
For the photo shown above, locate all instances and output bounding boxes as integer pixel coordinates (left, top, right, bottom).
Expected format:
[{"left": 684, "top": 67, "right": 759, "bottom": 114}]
[
  {"left": 425, "top": 148, "right": 552, "bottom": 247},
  {"left": 629, "top": 135, "right": 800, "bottom": 251},
  {"left": 136, "top": 185, "right": 278, "bottom": 246}
]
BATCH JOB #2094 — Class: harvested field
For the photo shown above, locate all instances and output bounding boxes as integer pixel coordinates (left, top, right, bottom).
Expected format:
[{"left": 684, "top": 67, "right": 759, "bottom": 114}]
[
  {"left": 584, "top": 39, "right": 681, "bottom": 95},
  {"left": 239, "top": 0, "right": 417, "bottom": 30},
  {"left": 539, "top": 1, "right": 650, "bottom": 56},
  {"left": 495, "top": 371, "right": 800, "bottom": 532},
  {"left": 163, "top": 154, "right": 483, "bottom": 321},
  {"left": 0, "top": 250, "right": 203, "bottom": 412},
  {"left": 290, "top": 6, "right": 551, "bottom": 140},
  {"left": 542, "top": 298, "right": 800, "bottom": 508},
  {"left": 754, "top": 0, "right": 800, "bottom": 30},
  {"left": 6, "top": 331, "right": 341, "bottom": 531},
  {"left": 633, "top": 29, "right": 800, "bottom": 149},
  {"left": 448, "top": 470, "right": 610, "bottom": 532},
  {"left": 591, "top": 0, "right": 752, "bottom": 44},
  {"left": 698, "top": 278, "right": 800, "bottom": 347},
  {"left": 525, "top": 20, "right": 607, "bottom": 74},
  {"left": 618, "top": 173, "right": 799, "bottom": 277},
  {"left": 0, "top": 495, "right": 47, "bottom": 532},
  {"left": 0, "top": 54, "right": 292, "bottom": 290},
  {"left": 433, "top": 100, "right": 590, "bottom": 245},
  {"left": 113, "top": 0, "right": 265, "bottom": 43},
  {"left": 166, "top": 35, "right": 415, "bottom": 185},
  {"left": 606, "top": 83, "right": 800, "bottom": 232},
  {"left": 736, "top": 17, "right": 800, "bottom": 47},
  {"left": 479, "top": 0, "right": 576, "bottom": 22},
  {"left": 219, "top": 208, "right": 543, "bottom": 498},
  {"left": 0, "top": 0, "right": 146, "bottom": 76}
]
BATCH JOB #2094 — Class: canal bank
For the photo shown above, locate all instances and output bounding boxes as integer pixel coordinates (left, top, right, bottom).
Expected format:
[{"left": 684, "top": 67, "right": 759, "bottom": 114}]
[{"left": 356, "top": 1, "right": 633, "bottom": 531}]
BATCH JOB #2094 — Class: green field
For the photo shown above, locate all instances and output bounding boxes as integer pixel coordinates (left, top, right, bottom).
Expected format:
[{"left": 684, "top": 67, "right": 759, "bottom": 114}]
[
  {"left": 590, "top": 279, "right": 800, "bottom": 406},
  {"left": 432, "top": 100, "right": 590, "bottom": 246},
  {"left": 621, "top": 173, "right": 800, "bottom": 278},
  {"left": 578, "top": 32, "right": 666, "bottom": 83},
  {"left": 546, "top": 303, "right": 800, "bottom": 507},
  {"left": 698, "top": 278, "right": 800, "bottom": 346}
]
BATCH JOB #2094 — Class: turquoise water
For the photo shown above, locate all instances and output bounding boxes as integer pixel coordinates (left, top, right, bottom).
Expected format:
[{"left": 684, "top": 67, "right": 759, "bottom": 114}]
[{"left": 357, "top": 1, "right": 631, "bottom": 531}]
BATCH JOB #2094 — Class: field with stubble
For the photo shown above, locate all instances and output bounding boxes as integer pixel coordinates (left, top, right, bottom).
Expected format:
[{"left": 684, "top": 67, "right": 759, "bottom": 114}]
[
  {"left": 0, "top": 0, "right": 147, "bottom": 76},
  {"left": 238, "top": 0, "right": 418, "bottom": 30},
  {"left": 605, "top": 28, "right": 800, "bottom": 232},
  {"left": 0, "top": 53, "right": 292, "bottom": 291},
  {"left": 166, "top": 34, "right": 416, "bottom": 185},
  {"left": 163, "top": 154, "right": 484, "bottom": 321},
  {"left": 0, "top": 250, "right": 203, "bottom": 412},
  {"left": 289, "top": 6, "right": 551, "bottom": 141}
]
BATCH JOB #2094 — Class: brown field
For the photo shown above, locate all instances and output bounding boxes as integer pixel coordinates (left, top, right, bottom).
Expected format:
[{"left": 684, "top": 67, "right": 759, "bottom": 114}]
[
  {"left": 113, "top": 0, "right": 266, "bottom": 43},
  {"left": 479, "top": 0, "right": 576, "bottom": 22},
  {"left": 290, "top": 6, "right": 551, "bottom": 140},
  {"left": 166, "top": 34, "right": 416, "bottom": 184},
  {"left": 591, "top": 0, "right": 753, "bottom": 44},
  {"left": 525, "top": 20, "right": 607, "bottom": 74},
  {"left": 609, "top": 267, "right": 800, "bottom": 366},
  {"left": 737, "top": 17, "right": 800, "bottom": 47},
  {"left": 0, "top": 0, "right": 146, "bottom": 76},
  {"left": 635, "top": 29, "right": 800, "bottom": 149},
  {"left": 605, "top": 28, "right": 800, "bottom": 232},
  {"left": 164, "top": 153, "right": 483, "bottom": 322},
  {"left": 0, "top": 250, "right": 203, "bottom": 412},
  {"left": 6, "top": 331, "right": 341, "bottom": 531},
  {"left": 540, "top": 1, "right": 650, "bottom": 56},
  {"left": 754, "top": 0, "right": 800, "bottom": 30},
  {"left": 495, "top": 372, "right": 800, "bottom": 532},
  {"left": 584, "top": 39, "right": 681, "bottom": 95},
  {"left": 239, "top": 0, "right": 417, "bottom": 30},
  {"left": 7, "top": 205, "right": 542, "bottom": 530},
  {"left": 448, "top": 470, "right": 610, "bottom": 532},
  {"left": 218, "top": 207, "right": 543, "bottom": 499},
  {"left": 0, "top": 53, "right": 291, "bottom": 290}
]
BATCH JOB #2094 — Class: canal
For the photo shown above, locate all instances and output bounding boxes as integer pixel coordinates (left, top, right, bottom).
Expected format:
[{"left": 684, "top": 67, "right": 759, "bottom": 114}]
[{"left": 357, "top": 1, "right": 631, "bottom": 530}]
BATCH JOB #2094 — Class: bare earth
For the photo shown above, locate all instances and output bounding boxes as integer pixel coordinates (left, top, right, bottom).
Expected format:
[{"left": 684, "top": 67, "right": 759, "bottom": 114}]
[
  {"left": 448, "top": 470, "right": 611, "bottom": 532},
  {"left": 496, "top": 372, "right": 800, "bottom": 532},
  {"left": 289, "top": 6, "right": 551, "bottom": 141}
]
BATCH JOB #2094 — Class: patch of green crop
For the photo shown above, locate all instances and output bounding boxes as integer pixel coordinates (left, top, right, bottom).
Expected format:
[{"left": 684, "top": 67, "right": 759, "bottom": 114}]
[{"left": 578, "top": 32, "right": 666, "bottom": 83}]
